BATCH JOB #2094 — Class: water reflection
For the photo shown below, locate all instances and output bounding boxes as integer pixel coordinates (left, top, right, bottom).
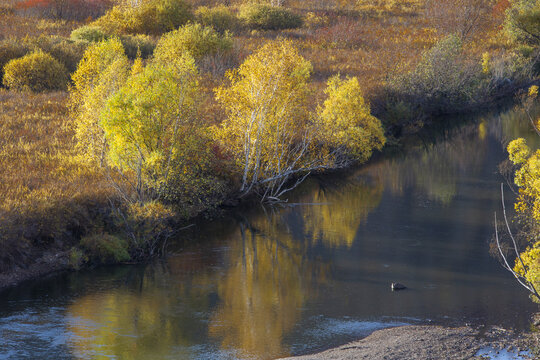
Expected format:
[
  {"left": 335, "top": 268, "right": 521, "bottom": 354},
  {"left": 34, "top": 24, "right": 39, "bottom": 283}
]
[
  {"left": 208, "top": 219, "right": 329, "bottom": 359},
  {"left": 1, "top": 106, "right": 540, "bottom": 360}
]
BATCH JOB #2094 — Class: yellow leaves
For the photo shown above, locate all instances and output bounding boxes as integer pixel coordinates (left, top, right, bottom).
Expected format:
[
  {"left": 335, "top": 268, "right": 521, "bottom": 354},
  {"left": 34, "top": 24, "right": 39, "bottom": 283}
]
[
  {"left": 153, "top": 23, "right": 232, "bottom": 63},
  {"left": 71, "top": 38, "right": 130, "bottom": 165},
  {"left": 514, "top": 241, "right": 540, "bottom": 290},
  {"left": 508, "top": 138, "right": 540, "bottom": 222},
  {"left": 215, "top": 40, "right": 312, "bottom": 172},
  {"left": 481, "top": 52, "right": 491, "bottom": 74},
  {"left": 508, "top": 138, "right": 530, "bottom": 165},
  {"left": 316, "top": 75, "right": 386, "bottom": 163},
  {"left": 529, "top": 85, "right": 539, "bottom": 98}
]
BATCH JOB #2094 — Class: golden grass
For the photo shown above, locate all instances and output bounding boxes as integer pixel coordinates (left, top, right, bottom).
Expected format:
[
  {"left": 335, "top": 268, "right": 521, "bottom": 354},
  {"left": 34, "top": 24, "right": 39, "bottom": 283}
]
[{"left": 0, "top": 89, "right": 113, "bottom": 259}]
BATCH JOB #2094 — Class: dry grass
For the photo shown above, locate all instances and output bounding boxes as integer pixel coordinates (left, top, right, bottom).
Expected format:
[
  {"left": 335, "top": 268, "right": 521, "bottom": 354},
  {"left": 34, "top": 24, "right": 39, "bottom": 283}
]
[{"left": 0, "top": 89, "right": 113, "bottom": 269}]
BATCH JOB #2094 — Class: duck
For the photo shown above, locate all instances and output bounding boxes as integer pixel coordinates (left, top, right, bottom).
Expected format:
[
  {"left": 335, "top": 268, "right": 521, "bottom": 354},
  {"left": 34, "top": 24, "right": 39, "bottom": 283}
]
[{"left": 391, "top": 282, "right": 406, "bottom": 291}]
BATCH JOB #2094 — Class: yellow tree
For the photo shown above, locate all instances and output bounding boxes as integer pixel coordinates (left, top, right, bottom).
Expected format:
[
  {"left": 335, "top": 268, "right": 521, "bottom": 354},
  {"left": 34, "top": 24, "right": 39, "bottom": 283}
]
[
  {"left": 495, "top": 86, "right": 540, "bottom": 301},
  {"left": 316, "top": 75, "right": 386, "bottom": 164},
  {"left": 71, "top": 38, "right": 130, "bottom": 166},
  {"left": 215, "top": 41, "right": 386, "bottom": 201},
  {"left": 215, "top": 40, "right": 315, "bottom": 201},
  {"left": 101, "top": 53, "right": 201, "bottom": 203}
]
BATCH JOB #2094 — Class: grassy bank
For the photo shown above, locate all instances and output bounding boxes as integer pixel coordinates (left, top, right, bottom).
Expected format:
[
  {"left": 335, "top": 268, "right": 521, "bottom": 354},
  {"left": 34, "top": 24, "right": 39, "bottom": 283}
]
[{"left": 0, "top": 0, "right": 538, "bottom": 280}]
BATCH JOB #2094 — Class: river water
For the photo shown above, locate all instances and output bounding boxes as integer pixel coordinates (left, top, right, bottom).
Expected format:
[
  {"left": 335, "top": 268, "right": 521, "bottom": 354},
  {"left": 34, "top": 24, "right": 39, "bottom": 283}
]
[{"left": 1, "top": 107, "right": 539, "bottom": 360}]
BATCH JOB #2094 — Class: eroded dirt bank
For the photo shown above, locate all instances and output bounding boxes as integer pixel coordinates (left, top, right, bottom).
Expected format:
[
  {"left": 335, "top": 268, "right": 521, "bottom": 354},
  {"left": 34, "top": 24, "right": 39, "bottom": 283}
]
[{"left": 279, "top": 325, "right": 538, "bottom": 360}]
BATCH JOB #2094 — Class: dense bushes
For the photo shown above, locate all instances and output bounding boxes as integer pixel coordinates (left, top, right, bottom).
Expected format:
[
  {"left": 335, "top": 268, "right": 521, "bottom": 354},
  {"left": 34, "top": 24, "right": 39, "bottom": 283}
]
[
  {"left": 120, "top": 34, "right": 156, "bottom": 59},
  {"left": 195, "top": 5, "right": 239, "bottom": 33},
  {"left": 153, "top": 23, "right": 232, "bottom": 61},
  {"left": 0, "top": 36, "right": 87, "bottom": 87},
  {"left": 0, "top": 39, "right": 28, "bottom": 83},
  {"left": 80, "top": 233, "right": 130, "bottom": 264},
  {"left": 238, "top": 4, "right": 302, "bottom": 30},
  {"left": 385, "top": 35, "right": 485, "bottom": 118},
  {"left": 504, "top": 0, "right": 540, "bottom": 46},
  {"left": 25, "top": 36, "right": 88, "bottom": 73},
  {"left": 71, "top": 25, "right": 109, "bottom": 43},
  {"left": 93, "top": 0, "right": 193, "bottom": 35},
  {"left": 3, "top": 51, "right": 68, "bottom": 91}
]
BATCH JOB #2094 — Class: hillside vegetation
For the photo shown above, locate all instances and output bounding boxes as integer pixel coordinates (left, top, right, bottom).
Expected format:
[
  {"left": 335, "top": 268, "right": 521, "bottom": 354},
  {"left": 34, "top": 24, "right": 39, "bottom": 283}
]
[{"left": 0, "top": 0, "right": 538, "bottom": 272}]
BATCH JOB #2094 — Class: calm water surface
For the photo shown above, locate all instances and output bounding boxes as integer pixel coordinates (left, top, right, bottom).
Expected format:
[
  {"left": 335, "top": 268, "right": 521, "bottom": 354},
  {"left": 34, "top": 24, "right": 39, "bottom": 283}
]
[{"left": 1, "top": 108, "right": 540, "bottom": 360}]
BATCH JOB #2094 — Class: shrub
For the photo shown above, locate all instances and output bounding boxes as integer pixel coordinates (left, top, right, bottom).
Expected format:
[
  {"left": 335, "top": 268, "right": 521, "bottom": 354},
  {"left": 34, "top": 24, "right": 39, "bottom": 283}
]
[
  {"left": 238, "top": 4, "right": 302, "bottom": 30},
  {"left": 93, "top": 0, "right": 193, "bottom": 35},
  {"left": 316, "top": 76, "right": 386, "bottom": 163},
  {"left": 3, "top": 50, "right": 68, "bottom": 92},
  {"left": 80, "top": 233, "right": 130, "bottom": 264},
  {"left": 124, "top": 202, "right": 176, "bottom": 258},
  {"left": 15, "top": 0, "right": 113, "bottom": 20},
  {"left": 304, "top": 11, "right": 329, "bottom": 29},
  {"left": 386, "top": 35, "right": 485, "bottom": 116},
  {"left": 504, "top": 0, "right": 540, "bottom": 46},
  {"left": 195, "top": 5, "right": 239, "bottom": 33},
  {"left": 153, "top": 23, "right": 233, "bottom": 62},
  {"left": 120, "top": 34, "right": 156, "bottom": 59},
  {"left": 24, "top": 36, "right": 88, "bottom": 73},
  {"left": 0, "top": 39, "right": 29, "bottom": 84},
  {"left": 71, "top": 25, "right": 109, "bottom": 43}
]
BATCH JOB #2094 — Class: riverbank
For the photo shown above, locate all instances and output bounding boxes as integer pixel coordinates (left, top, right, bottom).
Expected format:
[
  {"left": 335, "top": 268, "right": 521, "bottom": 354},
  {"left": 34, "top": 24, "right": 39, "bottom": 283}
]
[
  {"left": 0, "top": 97, "right": 533, "bottom": 294},
  {"left": 279, "top": 325, "right": 539, "bottom": 360}
]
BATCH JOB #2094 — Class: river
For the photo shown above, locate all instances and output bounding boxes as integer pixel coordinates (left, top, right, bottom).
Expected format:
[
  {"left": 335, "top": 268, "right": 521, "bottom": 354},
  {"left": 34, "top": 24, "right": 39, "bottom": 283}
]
[{"left": 1, "top": 107, "right": 539, "bottom": 359}]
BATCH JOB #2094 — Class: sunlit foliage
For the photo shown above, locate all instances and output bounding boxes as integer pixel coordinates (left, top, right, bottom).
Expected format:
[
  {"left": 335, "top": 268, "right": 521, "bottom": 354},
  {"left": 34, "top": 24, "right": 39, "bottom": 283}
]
[
  {"left": 215, "top": 40, "right": 313, "bottom": 198},
  {"left": 71, "top": 38, "right": 130, "bottom": 165},
  {"left": 195, "top": 5, "right": 239, "bottom": 33},
  {"left": 316, "top": 75, "right": 385, "bottom": 163},
  {"left": 507, "top": 87, "right": 540, "bottom": 298},
  {"left": 93, "top": 0, "right": 193, "bottom": 35},
  {"left": 2, "top": 50, "right": 68, "bottom": 91},
  {"left": 238, "top": 3, "right": 302, "bottom": 30},
  {"left": 153, "top": 23, "right": 233, "bottom": 62},
  {"left": 70, "top": 25, "right": 109, "bottom": 42}
]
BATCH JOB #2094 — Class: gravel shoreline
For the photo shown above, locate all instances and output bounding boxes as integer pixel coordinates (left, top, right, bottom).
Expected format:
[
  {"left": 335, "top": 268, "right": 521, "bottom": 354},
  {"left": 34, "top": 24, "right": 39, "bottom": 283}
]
[{"left": 279, "top": 325, "right": 538, "bottom": 360}]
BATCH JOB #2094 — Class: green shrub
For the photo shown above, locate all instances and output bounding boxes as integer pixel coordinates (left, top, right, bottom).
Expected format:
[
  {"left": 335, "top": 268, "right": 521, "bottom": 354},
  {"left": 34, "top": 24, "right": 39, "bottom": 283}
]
[
  {"left": 238, "top": 4, "right": 302, "bottom": 30},
  {"left": 120, "top": 34, "right": 156, "bottom": 59},
  {"left": 0, "top": 39, "right": 29, "bottom": 84},
  {"left": 504, "top": 0, "right": 540, "bottom": 46},
  {"left": 71, "top": 25, "right": 109, "bottom": 43},
  {"left": 68, "top": 248, "right": 87, "bottom": 270},
  {"left": 153, "top": 23, "right": 233, "bottom": 62},
  {"left": 80, "top": 233, "right": 130, "bottom": 264},
  {"left": 386, "top": 35, "right": 485, "bottom": 116},
  {"left": 3, "top": 50, "right": 69, "bottom": 92},
  {"left": 94, "top": 0, "right": 193, "bottom": 35},
  {"left": 195, "top": 5, "right": 239, "bottom": 33},
  {"left": 24, "top": 36, "right": 88, "bottom": 73}
]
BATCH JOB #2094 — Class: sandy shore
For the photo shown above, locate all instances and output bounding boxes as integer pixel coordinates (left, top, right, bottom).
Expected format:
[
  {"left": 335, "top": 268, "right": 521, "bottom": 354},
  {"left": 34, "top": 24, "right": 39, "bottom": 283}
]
[{"left": 279, "top": 325, "right": 537, "bottom": 360}]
